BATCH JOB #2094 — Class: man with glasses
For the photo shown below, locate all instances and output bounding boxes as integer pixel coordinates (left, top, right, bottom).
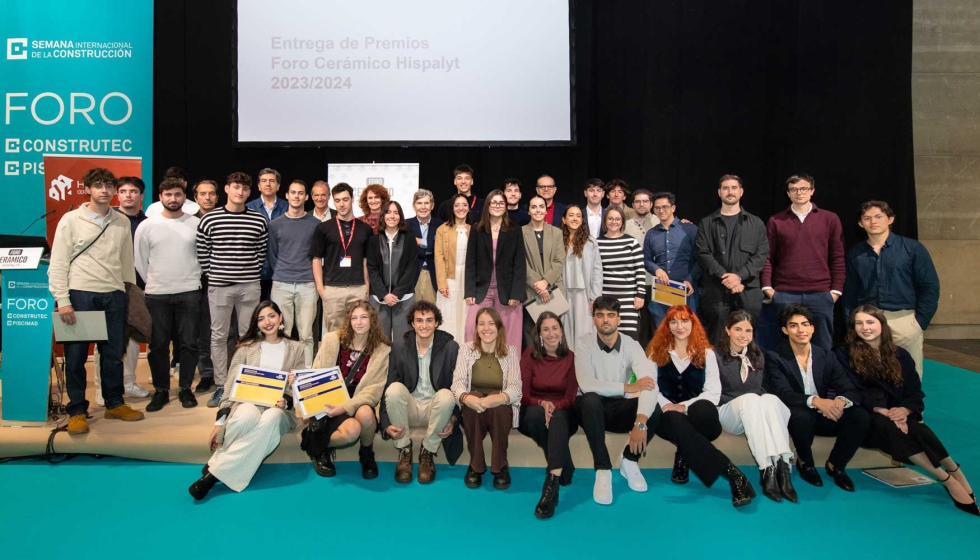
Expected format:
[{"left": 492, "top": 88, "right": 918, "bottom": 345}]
[
  {"left": 624, "top": 189, "right": 658, "bottom": 344},
  {"left": 761, "top": 174, "right": 845, "bottom": 350},
  {"left": 535, "top": 174, "right": 566, "bottom": 227},
  {"left": 644, "top": 192, "right": 699, "bottom": 328},
  {"left": 583, "top": 178, "right": 605, "bottom": 239},
  {"left": 695, "top": 175, "right": 769, "bottom": 344}
]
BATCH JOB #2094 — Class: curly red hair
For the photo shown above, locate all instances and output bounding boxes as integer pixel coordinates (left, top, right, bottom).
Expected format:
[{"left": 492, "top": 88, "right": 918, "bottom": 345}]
[
  {"left": 358, "top": 183, "right": 390, "bottom": 216},
  {"left": 645, "top": 305, "right": 710, "bottom": 368}
]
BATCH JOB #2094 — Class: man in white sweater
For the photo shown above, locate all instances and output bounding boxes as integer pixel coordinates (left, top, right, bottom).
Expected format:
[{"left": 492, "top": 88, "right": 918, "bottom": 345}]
[
  {"left": 49, "top": 168, "right": 145, "bottom": 435},
  {"left": 575, "top": 295, "right": 661, "bottom": 505},
  {"left": 134, "top": 178, "right": 203, "bottom": 412}
]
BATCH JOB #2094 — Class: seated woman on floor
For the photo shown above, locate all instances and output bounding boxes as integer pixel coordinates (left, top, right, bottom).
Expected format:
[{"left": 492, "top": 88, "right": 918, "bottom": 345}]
[
  {"left": 189, "top": 301, "right": 304, "bottom": 500},
  {"left": 646, "top": 304, "right": 756, "bottom": 508},
  {"left": 302, "top": 300, "right": 391, "bottom": 479},
  {"left": 715, "top": 311, "right": 797, "bottom": 503},
  {"left": 835, "top": 305, "right": 977, "bottom": 516}
]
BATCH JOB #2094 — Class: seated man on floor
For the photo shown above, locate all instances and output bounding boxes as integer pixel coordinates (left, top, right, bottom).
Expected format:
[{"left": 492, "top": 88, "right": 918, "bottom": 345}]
[
  {"left": 379, "top": 301, "right": 463, "bottom": 483},
  {"left": 764, "top": 304, "right": 870, "bottom": 491},
  {"left": 574, "top": 295, "right": 662, "bottom": 505}
]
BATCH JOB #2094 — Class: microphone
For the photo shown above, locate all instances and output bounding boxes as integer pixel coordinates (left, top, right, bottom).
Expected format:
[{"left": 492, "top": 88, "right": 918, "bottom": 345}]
[{"left": 18, "top": 209, "right": 58, "bottom": 235}]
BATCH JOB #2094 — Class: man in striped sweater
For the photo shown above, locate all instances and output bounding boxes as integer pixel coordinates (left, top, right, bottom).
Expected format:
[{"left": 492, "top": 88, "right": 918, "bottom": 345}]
[{"left": 197, "top": 171, "right": 269, "bottom": 407}]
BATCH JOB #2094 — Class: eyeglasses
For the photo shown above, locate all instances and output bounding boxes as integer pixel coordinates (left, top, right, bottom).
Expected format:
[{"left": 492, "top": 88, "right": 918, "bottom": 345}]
[
  {"left": 653, "top": 205, "right": 673, "bottom": 212},
  {"left": 488, "top": 201, "right": 506, "bottom": 207},
  {"left": 536, "top": 184, "right": 556, "bottom": 191},
  {"left": 787, "top": 187, "right": 811, "bottom": 194}
]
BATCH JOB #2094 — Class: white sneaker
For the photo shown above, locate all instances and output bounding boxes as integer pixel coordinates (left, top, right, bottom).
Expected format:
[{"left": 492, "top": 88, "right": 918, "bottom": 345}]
[
  {"left": 619, "top": 454, "right": 648, "bottom": 492},
  {"left": 124, "top": 382, "right": 152, "bottom": 398},
  {"left": 593, "top": 469, "right": 613, "bottom": 505},
  {"left": 171, "top": 363, "right": 180, "bottom": 378},
  {"left": 95, "top": 393, "right": 105, "bottom": 407}
]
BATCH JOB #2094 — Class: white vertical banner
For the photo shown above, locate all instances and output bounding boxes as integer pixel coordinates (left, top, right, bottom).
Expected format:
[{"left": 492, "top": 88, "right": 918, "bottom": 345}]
[{"left": 327, "top": 163, "right": 420, "bottom": 218}]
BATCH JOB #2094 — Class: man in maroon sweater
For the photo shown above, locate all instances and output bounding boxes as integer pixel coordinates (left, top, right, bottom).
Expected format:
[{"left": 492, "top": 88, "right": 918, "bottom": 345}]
[{"left": 761, "top": 174, "right": 845, "bottom": 350}]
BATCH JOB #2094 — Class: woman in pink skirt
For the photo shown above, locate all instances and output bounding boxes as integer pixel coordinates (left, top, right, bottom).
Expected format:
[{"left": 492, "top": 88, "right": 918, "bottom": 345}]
[{"left": 464, "top": 189, "right": 526, "bottom": 348}]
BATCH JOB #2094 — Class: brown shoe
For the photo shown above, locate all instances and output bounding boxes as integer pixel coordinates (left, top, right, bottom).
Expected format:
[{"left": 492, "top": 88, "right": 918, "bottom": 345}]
[
  {"left": 104, "top": 404, "right": 145, "bottom": 422},
  {"left": 67, "top": 414, "right": 89, "bottom": 435},
  {"left": 394, "top": 442, "right": 413, "bottom": 483},
  {"left": 418, "top": 447, "right": 436, "bottom": 484}
]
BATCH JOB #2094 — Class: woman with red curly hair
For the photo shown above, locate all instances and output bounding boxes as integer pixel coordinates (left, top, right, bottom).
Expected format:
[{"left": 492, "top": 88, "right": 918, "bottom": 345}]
[
  {"left": 358, "top": 184, "right": 390, "bottom": 231},
  {"left": 646, "top": 304, "right": 756, "bottom": 508}
]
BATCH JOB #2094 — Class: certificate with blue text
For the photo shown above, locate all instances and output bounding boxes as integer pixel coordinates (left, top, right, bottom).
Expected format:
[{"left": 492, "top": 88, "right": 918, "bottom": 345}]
[
  {"left": 229, "top": 365, "right": 288, "bottom": 407},
  {"left": 292, "top": 367, "right": 350, "bottom": 419}
]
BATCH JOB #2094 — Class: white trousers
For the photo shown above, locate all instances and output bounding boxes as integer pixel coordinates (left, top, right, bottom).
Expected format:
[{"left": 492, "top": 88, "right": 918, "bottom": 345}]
[
  {"left": 94, "top": 339, "right": 140, "bottom": 395},
  {"left": 883, "top": 309, "right": 924, "bottom": 379},
  {"left": 718, "top": 393, "right": 794, "bottom": 470},
  {"left": 208, "top": 404, "right": 291, "bottom": 492},
  {"left": 384, "top": 383, "right": 456, "bottom": 454}
]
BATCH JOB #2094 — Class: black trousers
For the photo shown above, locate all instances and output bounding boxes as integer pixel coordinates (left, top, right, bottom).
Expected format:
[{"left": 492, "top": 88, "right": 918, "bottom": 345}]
[
  {"left": 518, "top": 406, "right": 578, "bottom": 475},
  {"left": 865, "top": 414, "right": 949, "bottom": 468},
  {"left": 655, "top": 400, "right": 728, "bottom": 487},
  {"left": 574, "top": 393, "right": 661, "bottom": 470},
  {"left": 787, "top": 404, "right": 870, "bottom": 468},
  {"left": 145, "top": 290, "right": 201, "bottom": 391},
  {"left": 700, "top": 283, "right": 763, "bottom": 345}
]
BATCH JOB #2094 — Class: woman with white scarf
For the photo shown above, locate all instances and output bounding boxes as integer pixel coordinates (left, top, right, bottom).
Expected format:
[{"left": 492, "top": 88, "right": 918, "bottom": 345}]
[{"left": 716, "top": 310, "right": 797, "bottom": 504}]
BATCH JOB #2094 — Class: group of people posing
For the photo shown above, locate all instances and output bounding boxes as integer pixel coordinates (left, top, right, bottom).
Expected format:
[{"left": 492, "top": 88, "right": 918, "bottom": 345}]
[{"left": 48, "top": 164, "right": 973, "bottom": 518}]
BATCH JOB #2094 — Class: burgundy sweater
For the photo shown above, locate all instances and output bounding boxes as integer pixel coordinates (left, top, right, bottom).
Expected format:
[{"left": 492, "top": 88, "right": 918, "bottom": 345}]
[
  {"left": 519, "top": 347, "right": 578, "bottom": 410},
  {"left": 761, "top": 204, "right": 845, "bottom": 293}
]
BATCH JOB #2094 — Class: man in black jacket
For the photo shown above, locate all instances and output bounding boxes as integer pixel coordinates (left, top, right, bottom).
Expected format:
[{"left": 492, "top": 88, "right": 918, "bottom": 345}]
[
  {"left": 380, "top": 300, "right": 462, "bottom": 484},
  {"left": 764, "top": 305, "right": 870, "bottom": 491},
  {"left": 695, "top": 174, "right": 769, "bottom": 344}
]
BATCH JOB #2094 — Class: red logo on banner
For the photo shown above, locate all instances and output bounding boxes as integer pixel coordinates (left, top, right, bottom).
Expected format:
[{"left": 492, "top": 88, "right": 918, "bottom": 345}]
[{"left": 43, "top": 155, "right": 142, "bottom": 244}]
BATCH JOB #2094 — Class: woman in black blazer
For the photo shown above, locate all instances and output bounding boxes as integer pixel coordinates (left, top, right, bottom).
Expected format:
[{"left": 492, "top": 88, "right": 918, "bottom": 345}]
[
  {"left": 836, "top": 305, "right": 977, "bottom": 516},
  {"left": 464, "top": 189, "right": 526, "bottom": 348},
  {"left": 366, "top": 201, "right": 419, "bottom": 343}
]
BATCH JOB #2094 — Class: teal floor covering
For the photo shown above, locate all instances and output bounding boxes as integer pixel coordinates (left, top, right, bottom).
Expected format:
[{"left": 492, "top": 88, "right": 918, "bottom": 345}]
[{"left": 2, "top": 359, "right": 978, "bottom": 558}]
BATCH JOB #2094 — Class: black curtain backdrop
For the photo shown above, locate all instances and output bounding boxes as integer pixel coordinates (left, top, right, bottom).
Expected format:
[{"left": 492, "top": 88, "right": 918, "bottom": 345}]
[{"left": 153, "top": 0, "right": 915, "bottom": 246}]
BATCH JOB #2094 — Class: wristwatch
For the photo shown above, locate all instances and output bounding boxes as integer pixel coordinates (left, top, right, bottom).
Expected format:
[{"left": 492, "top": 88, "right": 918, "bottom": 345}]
[{"left": 634, "top": 422, "right": 647, "bottom": 431}]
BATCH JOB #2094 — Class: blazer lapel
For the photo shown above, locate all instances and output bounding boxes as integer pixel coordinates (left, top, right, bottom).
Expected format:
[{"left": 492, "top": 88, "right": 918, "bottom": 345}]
[
  {"left": 523, "top": 227, "right": 542, "bottom": 272},
  {"left": 778, "top": 349, "right": 806, "bottom": 393},
  {"left": 405, "top": 337, "right": 420, "bottom": 389},
  {"left": 810, "top": 347, "right": 826, "bottom": 395}
]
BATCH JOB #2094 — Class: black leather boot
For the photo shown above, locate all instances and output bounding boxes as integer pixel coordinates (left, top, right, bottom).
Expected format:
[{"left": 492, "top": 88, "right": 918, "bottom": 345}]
[
  {"left": 776, "top": 458, "right": 798, "bottom": 503},
  {"left": 760, "top": 465, "right": 781, "bottom": 502},
  {"left": 727, "top": 462, "right": 755, "bottom": 508},
  {"left": 313, "top": 449, "right": 336, "bottom": 477},
  {"left": 534, "top": 473, "right": 561, "bottom": 519},
  {"left": 671, "top": 451, "right": 689, "bottom": 484},
  {"left": 359, "top": 444, "right": 378, "bottom": 479},
  {"left": 189, "top": 473, "right": 217, "bottom": 500}
]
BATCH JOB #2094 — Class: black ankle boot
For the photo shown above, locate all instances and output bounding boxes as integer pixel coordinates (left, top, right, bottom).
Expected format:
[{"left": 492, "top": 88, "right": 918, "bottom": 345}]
[
  {"left": 776, "top": 458, "right": 798, "bottom": 503},
  {"left": 189, "top": 473, "right": 217, "bottom": 500},
  {"left": 726, "top": 462, "right": 755, "bottom": 508},
  {"left": 760, "top": 466, "right": 781, "bottom": 502},
  {"left": 671, "top": 451, "right": 689, "bottom": 484},
  {"left": 535, "top": 473, "right": 560, "bottom": 519},
  {"left": 313, "top": 449, "right": 336, "bottom": 477},
  {"left": 359, "top": 445, "right": 378, "bottom": 479}
]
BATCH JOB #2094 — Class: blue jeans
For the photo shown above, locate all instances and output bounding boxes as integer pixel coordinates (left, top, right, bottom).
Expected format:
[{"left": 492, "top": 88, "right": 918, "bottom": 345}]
[
  {"left": 764, "top": 290, "right": 836, "bottom": 351},
  {"left": 146, "top": 290, "right": 201, "bottom": 390},
  {"left": 64, "top": 289, "right": 127, "bottom": 415}
]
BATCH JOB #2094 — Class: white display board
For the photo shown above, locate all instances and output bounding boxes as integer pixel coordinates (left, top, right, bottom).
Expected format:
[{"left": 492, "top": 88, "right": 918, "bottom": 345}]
[
  {"left": 327, "top": 163, "right": 420, "bottom": 219},
  {"left": 237, "top": 0, "right": 571, "bottom": 143}
]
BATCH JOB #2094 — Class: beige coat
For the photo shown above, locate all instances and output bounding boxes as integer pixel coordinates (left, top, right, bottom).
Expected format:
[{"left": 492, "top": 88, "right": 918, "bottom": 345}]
[
  {"left": 434, "top": 222, "right": 470, "bottom": 291},
  {"left": 215, "top": 339, "right": 305, "bottom": 445},
  {"left": 521, "top": 223, "right": 567, "bottom": 301},
  {"left": 311, "top": 331, "right": 391, "bottom": 415}
]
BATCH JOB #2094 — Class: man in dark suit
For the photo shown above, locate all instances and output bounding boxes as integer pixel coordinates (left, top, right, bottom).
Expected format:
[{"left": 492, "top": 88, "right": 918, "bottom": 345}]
[
  {"left": 380, "top": 301, "right": 462, "bottom": 484},
  {"left": 406, "top": 189, "right": 442, "bottom": 303},
  {"left": 535, "top": 174, "right": 566, "bottom": 228},
  {"left": 764, "top": 304, "right": 870, "bottom": 491}
]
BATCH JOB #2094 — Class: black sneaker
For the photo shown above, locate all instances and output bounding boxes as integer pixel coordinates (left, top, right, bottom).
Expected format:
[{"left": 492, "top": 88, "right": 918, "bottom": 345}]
[
  {"left": 145, "top": 390, "right": 170, "bottom": 412},
  {"left": 179, "top": 388, "right": 198, "bottom": 408},
  {"left": 195, "top": 377, "right": 215, "bottom": 394}
]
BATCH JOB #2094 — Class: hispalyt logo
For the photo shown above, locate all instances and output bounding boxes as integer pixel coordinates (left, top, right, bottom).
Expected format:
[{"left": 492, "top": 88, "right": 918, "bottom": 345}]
[{"left": 7, "top": 38, "right": 28, "bottom": 60}]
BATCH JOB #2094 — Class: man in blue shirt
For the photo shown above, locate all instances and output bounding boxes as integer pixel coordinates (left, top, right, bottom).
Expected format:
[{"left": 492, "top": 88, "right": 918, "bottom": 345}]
[
  {"left": 643, "top": 192, "right": 699, "bottom": 327},
  {"left": 843, "top": 200, "right": 939, "bottom": 378},
  {"left": 247, "top": 167, "right": 288, "bottom": 300}
]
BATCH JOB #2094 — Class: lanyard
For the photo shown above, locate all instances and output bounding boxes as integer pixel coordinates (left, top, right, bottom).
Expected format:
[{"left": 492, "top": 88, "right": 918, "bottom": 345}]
[
  {"left": 469, "top": 196, "right": 476, "bottom": 208},
  {"left": 337, "top": 217, "right": 355, "bottom": 257}
]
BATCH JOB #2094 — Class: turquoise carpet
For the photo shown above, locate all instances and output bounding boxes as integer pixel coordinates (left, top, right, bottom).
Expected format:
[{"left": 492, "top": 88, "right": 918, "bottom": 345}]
[{"left": 2, "top": 359, "right": 978, "bottom": 558}]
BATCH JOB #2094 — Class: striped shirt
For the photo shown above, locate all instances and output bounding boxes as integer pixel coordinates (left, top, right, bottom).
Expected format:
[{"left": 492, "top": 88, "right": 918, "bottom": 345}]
[
  {"left": 196, "top": 207, "right": 269, "bottom": 287},
  {"left": 597, "top": 235, "right": 646, "bottom": 298}
]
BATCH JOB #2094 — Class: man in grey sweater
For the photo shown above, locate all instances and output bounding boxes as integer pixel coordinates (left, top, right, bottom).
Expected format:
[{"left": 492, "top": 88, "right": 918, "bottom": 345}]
[
  {"left": 269, "top": 180, "right": 321, "bottom": 366},
  {"left": 574, "top": 295, "right": 662, "bottom": 505}
]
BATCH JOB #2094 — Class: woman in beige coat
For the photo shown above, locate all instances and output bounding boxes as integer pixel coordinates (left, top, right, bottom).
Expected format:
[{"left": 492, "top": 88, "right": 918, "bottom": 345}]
[
  {"left": 189, "top": 301, "right": 304, "bottom": 500},
  {"left": 304, "top": 300, "right": 391, "bottom": 479},
  {"left": 435, "top": 193, "right": 472, "bottom": 343}
]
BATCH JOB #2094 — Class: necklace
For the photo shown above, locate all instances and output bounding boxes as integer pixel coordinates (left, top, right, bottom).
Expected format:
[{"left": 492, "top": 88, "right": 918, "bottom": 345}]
[{"left": 491, "top": 225, "right": 501, "bottom": 233}]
